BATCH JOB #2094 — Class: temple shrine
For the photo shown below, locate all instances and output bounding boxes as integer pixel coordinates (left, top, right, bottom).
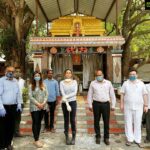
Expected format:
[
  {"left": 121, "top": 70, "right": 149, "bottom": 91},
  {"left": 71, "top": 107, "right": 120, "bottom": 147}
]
[{"left": 26, "top": 0, "right": 125, "bottom": 90}]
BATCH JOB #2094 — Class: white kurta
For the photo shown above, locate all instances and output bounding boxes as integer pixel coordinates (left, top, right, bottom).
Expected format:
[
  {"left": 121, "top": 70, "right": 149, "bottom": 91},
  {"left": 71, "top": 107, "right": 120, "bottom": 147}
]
[
  {"left": 121, "top": 79, "right": 147, "bottom": 143},
  {"left": 17, "top": 78, "right": 25, "bottom": 104},
  {"left": 146, "top": 84, "right": 150, "bottom": 109}
]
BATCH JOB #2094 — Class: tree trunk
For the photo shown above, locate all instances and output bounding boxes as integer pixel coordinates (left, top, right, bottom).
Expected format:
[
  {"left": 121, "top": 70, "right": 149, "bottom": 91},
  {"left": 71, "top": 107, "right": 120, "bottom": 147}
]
[{"left": 122, "top": 42, "right": 131, "bottom": 78}]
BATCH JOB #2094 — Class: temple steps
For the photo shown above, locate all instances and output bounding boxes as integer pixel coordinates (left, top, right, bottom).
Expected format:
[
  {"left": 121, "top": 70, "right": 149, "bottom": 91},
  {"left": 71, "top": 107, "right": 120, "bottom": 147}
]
[{"left": 20, "top": 96, "right": 125, "bottom": 135}]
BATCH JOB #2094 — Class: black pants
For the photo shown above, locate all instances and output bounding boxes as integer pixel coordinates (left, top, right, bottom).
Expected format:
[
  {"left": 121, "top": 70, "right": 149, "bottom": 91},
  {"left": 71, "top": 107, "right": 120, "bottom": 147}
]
[
  {"left": 62, "top": 101, "right": 77, "bottom": 134},
  {"left": 93, "top": 101, "right": 110, "bottom": 139},
  {"left": 0, "top": 104, "right": 17, "bottom": 149},
  {"left": 14, "top": 104, "right": 24, "bottom": 135},
  {"left": 44, "top": 101, "right": 56, "bottom": 129},
  {"left": 31, "top": 110, "right": 44, "bottom": 141},
  {"left": 146, "top": 109, "right": 150, "bottom": 141}
]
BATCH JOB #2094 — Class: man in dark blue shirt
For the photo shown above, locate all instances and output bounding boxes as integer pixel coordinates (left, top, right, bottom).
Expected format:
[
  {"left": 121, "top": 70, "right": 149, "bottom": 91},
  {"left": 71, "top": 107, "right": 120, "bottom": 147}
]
[{"left": 44, "top": 69, "right": 60, "bottom": 133}]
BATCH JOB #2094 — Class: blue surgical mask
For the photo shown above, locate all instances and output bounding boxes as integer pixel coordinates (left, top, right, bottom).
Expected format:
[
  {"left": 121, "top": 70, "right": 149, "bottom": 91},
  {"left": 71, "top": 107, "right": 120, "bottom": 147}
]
[
  {"left": 96, "top": 76, "right": 104, "bottom": 82},
  {"left": 129, "top": 76, "right": 137, "bottom": 81},
  {"left": 34, "top": 76, "right": 41, "bottom": 81},
  {"left": 6, "top": 72, "right": 14, "bottom": 78}
]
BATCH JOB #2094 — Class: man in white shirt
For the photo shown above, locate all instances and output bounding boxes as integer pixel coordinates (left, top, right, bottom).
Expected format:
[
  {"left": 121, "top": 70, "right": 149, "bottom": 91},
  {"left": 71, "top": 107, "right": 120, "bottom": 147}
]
[
  {"left": 145, "top": 83, "right": 150, "bottom": 143},
  {"left": 14, "top": 67, "right": 25, "bottom": 137},
  {"left": 120, "top": 69, "right": 148, "bottom": 148},
  {"left": 87, "top": 69, "right": 116, "bottom": 145}
]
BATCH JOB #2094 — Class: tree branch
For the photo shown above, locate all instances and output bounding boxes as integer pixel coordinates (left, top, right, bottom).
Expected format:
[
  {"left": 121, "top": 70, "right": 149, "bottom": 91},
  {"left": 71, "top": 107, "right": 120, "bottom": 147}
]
[
  {"left": 6, "top": 0, "right": 16, "bottom": 16},
  {"left": 133, "top": 30, "right": 150, "bottom": 37},
  {"left": 127, "top": 10, "right": 149, "bottom": 27}
]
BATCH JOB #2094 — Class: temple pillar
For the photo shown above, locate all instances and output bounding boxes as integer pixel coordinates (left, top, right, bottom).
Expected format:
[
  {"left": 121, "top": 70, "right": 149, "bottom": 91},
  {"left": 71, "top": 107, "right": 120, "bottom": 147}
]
[
  {"left": 33, "top": 51, "right": 43, "bottom": 72},
  {"left": 48, "top": 53, "right": 53, "bottom": 69},
  {"left": 106, "top": 48, "right": 113, "bottom": 81},
  {"left": 111, "top": 49, "right": 123, "bottom": 88}
]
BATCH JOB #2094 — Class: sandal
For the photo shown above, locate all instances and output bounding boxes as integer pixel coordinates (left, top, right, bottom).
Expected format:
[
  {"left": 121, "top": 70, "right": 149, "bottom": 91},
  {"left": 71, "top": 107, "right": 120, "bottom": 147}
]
[
  {"left": 126, "top": 141, "right": 132, "bottom": 146},
  {"left": 134, "top": 142, "right": 144, "bottom": 148},
  {"left": 33, "top": 141, "right": 43, "bottom": 148}
]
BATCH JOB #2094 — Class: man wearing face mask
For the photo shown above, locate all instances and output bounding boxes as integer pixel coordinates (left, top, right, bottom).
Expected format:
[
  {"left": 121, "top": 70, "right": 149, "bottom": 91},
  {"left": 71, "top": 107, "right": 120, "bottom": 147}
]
[
  {"left": 87, "top": 69, "right": 116, "bottom": 145},
  {"left": 120, "top": 69, "right": 148, "bottom": 148},
  {"left": 14, "top": 67, "right": 25, "bottom": 137},
  {"left": 0, "top": 66, "right": 22, "bottom": 150},
  {"left": 43, "top": 69, "right": 60, "bottom": 133}
]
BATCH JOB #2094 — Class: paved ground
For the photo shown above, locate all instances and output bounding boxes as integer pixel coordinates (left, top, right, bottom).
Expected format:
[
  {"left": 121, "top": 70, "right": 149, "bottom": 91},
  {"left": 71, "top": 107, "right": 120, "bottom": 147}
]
[
  {"left": 13, "top": 132, "right": 150, "bottom": 150},
  {"left": 16, "top": 96, "right": 150, "bottom": 149}
]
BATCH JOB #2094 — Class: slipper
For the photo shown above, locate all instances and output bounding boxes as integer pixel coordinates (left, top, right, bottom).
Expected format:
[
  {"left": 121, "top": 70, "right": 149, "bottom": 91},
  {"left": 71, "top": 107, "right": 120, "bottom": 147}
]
[
  {"left": 126, "top": 141, "right": 132, "bottom": 146},
  {"left": 134, "top": 142, "right": 144, "bottom": 148}
]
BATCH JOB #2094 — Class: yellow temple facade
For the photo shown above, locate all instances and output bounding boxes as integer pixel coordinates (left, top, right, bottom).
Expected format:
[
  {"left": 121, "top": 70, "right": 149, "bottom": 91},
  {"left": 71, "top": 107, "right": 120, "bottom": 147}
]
[
  {"left": 50, "top": 16, "right": 105, "bottom": 37},
  {"left": 31, "top": 16, "right": 125, "bottom": 89}
]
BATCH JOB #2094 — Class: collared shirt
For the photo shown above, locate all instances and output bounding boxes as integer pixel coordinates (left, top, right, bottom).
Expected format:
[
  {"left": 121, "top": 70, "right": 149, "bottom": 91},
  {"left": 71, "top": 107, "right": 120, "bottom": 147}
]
[
  {"left": 0, "top": 76, "right": 21, "bottom": 109},
  {"left": 121, "top": 79, "right": 148, "bottom": 110},
  {"left": 16, "top": 77, "right": 25, "bottom": 104},
  {"left": 44, "top": 78, "right": 60, "bottom": 102},
  {"left": 146, "top": 83, "right": 150, "bottom": 109},
  {"left": 87, "top": 79, "right": 116, "bottom": 108},
  {"left": 60, "top": 80, "right": 78, "bottom": 102}
]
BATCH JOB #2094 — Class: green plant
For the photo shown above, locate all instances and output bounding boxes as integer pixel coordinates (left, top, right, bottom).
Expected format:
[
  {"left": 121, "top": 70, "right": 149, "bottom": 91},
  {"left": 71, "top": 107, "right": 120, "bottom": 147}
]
[{"left": 22, "top": 88, "right": 29, "bottom": 104}]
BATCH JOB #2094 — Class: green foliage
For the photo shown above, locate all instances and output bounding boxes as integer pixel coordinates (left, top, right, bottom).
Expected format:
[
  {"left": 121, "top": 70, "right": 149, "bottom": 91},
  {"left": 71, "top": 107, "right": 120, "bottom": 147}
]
[
  {"left": 131, "top": 21, "right": 150, "bottom": 59},
  {"left": 0, "top": 27, "right": 17, "bottom": 57},
  {"left": 22, "top": 87, "right": 29, "bottom": 104}
]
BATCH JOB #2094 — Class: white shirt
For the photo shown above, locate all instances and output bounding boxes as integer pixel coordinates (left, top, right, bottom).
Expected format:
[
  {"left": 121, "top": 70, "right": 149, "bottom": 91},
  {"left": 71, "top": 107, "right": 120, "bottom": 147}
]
[
  {"left": 17, "top": 78, "right": 25, "bottom": 104},
  {"left": 121, "top": 79, "right": 147, "bottom": 110},
  {"left": 60, "top": 80, "right": 78, "bottom": 102},
  {"left": 146, "top": 84, "right": 150, "bottom": 109},
  {"left": 87, "top": 79, "right": 116, "bottom": 108}
]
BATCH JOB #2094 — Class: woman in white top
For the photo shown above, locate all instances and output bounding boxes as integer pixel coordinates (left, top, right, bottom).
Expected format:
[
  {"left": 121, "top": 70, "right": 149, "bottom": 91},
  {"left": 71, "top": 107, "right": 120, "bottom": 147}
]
[{"left": 60, "top": 69, "right": 78, "bottom": 145}]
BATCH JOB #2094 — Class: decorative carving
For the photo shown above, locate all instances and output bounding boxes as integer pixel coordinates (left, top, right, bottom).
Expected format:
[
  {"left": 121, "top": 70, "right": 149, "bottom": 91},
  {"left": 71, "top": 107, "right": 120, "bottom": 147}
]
[
  {"left": 50, "top": 47, "right": 57, "bottom": 54},
  {"left": 50, "top": 16, "right": 105, "bottom": 36}
]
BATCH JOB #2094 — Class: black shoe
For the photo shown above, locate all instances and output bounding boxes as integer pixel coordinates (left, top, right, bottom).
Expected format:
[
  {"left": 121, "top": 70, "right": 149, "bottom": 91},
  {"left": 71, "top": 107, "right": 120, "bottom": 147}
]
[
  {"left": 7, "top": 145, "right": 13, "bottom": 150},
  {"left": 65, "top": 133, "right": 70, "bottom": 145},
  {"left": 96, "top": 137, "right": 100, "bottom": 144},
  {"left": 70, "top": 132, "right": 76, "bottom": 145},
  {"left": 104, "top": 139, "right": 110, "bottom": 145}
]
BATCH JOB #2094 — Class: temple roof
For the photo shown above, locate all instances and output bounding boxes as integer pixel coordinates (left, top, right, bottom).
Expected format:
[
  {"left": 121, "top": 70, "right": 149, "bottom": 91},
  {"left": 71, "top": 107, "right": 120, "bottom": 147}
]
[
  {"left": 30, "top": 36, "right": 125, "bottom": 48},
  {"left": 25, "top": 0, "right": 125, "bottom": 24}
]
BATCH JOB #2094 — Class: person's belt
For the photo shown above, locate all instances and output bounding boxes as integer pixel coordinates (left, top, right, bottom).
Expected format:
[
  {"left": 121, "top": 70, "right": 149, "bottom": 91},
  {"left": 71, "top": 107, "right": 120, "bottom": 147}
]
[
  {"left": 3, "top": 104, "right": 17, "bottom": 107},
  {"left": 93, "top": 100, "right": 109, "bottom": 104}
]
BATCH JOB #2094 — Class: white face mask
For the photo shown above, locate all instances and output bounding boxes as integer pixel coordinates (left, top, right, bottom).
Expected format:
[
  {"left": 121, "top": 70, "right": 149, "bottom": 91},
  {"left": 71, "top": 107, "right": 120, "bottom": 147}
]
[{"left": 65, "top": 78, "right": 72, "bottom": 82}]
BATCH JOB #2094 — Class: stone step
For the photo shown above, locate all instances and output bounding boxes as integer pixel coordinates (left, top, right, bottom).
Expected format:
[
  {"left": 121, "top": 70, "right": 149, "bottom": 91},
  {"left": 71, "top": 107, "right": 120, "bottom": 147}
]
[{"left": 20, "top": 97, "right": 125, "bottom": 135}]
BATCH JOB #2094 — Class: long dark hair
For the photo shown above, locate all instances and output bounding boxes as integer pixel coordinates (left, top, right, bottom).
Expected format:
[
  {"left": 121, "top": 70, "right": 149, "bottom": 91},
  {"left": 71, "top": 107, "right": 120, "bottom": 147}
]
[{"left": 31, "top": 71, "right": 44, "bottom": 91}]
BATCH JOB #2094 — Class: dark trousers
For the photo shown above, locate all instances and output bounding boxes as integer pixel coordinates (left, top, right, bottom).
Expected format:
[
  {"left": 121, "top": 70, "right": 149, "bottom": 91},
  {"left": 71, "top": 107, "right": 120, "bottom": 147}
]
[
  {"left": 146, "top": 109, "right": 150, "bottom": 141},
  {"left": 14, "top": 104, "right": 23, "bottom": 135},
  {"left": 31, "top": 110, "right": 44, "bottom": 141},
  {"left": 14, "top": 111, "right": 21, "bottom": 134},
  {"left": 0, "top": 104, "right": 17, "bottom": 149},
  {"left": 44, "top": 101, "right": 56, "bottom": 129},
  {"left": 93, "top": 101, "right": 110, "bottom": 139},
  {"left": 62, "top": 101, "right": 77, "bottom": 134}
]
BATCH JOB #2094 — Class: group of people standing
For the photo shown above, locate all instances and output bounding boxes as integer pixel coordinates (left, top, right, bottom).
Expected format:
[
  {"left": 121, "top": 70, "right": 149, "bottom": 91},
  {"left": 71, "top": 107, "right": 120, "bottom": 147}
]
[
  {"left": 0, "top": 66, "right": 150, "bottom": 149},
  {"left": 29, "top": 68, "right": 78, "bottom": 148}
]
